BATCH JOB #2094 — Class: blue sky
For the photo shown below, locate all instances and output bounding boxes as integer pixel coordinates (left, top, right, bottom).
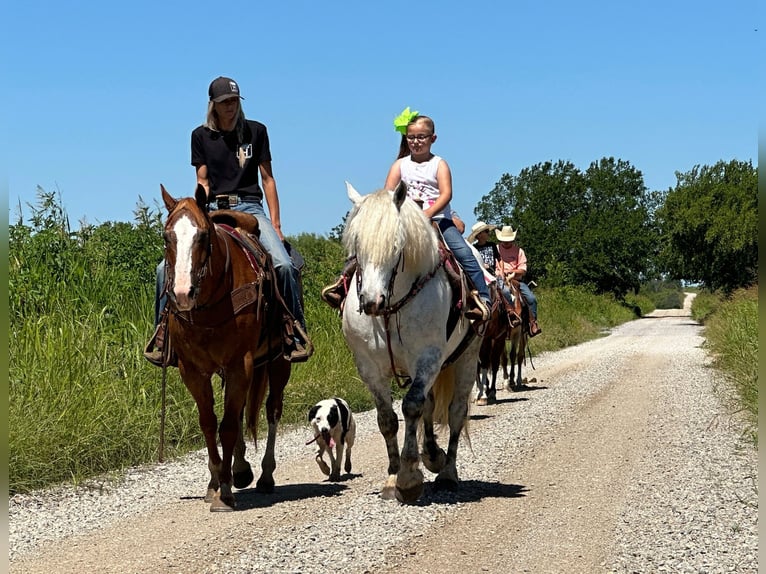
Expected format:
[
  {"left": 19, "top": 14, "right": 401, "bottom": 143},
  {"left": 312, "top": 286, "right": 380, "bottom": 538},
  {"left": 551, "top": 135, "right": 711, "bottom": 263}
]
[{"left": 4, "top": 1, "right": 759, "bottom": 236}]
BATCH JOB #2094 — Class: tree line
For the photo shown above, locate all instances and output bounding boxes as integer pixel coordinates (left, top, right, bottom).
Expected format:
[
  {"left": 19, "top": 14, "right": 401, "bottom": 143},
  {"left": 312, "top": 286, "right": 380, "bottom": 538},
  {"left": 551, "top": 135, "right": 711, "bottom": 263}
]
[{"left": 474, "top": 157, "right": 757, "bottom": 296}]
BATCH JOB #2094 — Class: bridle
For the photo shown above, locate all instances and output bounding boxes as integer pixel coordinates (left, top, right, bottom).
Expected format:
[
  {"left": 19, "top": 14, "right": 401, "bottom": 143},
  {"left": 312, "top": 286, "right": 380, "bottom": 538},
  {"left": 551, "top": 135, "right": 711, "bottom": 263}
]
[
  {"left": 164, "top": 208, "right": 232, "bottom": 311},
  {"left": 355, "top": 248, "right": 448, "bottom": 388}
]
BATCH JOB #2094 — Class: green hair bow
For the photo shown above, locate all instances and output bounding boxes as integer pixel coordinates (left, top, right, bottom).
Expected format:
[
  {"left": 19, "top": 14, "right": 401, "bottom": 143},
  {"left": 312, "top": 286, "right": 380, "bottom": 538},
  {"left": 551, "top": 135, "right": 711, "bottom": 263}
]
[{"left": 394, "top": 106, "right": 419, "bottom": 134}]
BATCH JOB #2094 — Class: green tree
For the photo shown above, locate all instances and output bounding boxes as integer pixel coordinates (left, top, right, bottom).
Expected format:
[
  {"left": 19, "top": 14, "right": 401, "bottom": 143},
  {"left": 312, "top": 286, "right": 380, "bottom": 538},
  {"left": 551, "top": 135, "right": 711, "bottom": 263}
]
[
  {"left": 475, "top": 158, "right": 657, "bottom": 297},
  {"left": 656, "top": 159, "right": 757, "bottom": 293}
]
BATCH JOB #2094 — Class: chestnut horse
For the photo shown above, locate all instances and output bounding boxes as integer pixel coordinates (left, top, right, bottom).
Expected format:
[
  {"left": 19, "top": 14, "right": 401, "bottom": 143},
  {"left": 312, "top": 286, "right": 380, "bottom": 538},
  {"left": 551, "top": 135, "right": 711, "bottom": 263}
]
[
  {"left": 475, "top": 285, "right": 508, "bottom": 405},
  {"left": 502, "top": 279, "right": 529, "bottom": 391},
  {"left": 161, "top": 184, "right": 291, "bottom": 512},
  {"left": 341, "top": 182, "right": 481, "bottom": 503}
]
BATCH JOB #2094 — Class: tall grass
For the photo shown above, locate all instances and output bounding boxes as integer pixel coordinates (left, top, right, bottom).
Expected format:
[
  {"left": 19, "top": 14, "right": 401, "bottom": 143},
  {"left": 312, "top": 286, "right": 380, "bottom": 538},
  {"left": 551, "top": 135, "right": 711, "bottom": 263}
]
[{"left": 692, "top": 286, "right": 758, "bottom": 443}]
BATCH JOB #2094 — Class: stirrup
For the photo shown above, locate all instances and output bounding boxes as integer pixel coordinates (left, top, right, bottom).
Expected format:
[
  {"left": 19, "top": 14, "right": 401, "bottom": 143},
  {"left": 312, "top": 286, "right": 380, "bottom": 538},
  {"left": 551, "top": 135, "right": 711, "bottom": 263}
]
[
  {"left": 320, "top": 277, "right": 346, "bottom": 310},
  {"left": 284, "top": 320, "right": 314, "bottom": 363},
  {"left": 143, "top": 320, "right": 176, "bottom": 367},
  {"left": 143, "top": 324, "right": 164, "bottom": 367}
]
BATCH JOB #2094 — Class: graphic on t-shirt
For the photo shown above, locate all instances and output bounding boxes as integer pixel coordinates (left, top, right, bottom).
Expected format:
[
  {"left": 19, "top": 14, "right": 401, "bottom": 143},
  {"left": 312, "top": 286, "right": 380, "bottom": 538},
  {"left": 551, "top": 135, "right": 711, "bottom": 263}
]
[{"left": 239, "top": 144, "right": 253, "bottom": 159}]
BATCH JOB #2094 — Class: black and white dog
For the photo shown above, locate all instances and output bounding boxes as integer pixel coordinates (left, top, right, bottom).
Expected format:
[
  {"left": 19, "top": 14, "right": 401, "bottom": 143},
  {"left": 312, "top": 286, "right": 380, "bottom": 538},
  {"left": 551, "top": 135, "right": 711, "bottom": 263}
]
[{"left": 307, "top": 397, "right": 356, "bottom": 481}]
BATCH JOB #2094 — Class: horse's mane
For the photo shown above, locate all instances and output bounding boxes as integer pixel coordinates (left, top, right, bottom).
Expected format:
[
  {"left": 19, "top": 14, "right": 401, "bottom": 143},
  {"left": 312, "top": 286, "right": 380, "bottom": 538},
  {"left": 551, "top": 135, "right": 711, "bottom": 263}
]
[{"left": 343, "top": 189, "right": 440, "bottom": 273}]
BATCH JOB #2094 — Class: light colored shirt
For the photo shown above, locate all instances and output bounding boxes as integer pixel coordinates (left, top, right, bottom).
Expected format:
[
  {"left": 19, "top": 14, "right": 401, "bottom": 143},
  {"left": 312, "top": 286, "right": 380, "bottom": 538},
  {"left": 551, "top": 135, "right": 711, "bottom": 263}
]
[
  {"left": 399, "top": 154, "right": 451, "bottom": 220},
  {"left": 496, "top": 243, "right": 527, "bottom": 277}
]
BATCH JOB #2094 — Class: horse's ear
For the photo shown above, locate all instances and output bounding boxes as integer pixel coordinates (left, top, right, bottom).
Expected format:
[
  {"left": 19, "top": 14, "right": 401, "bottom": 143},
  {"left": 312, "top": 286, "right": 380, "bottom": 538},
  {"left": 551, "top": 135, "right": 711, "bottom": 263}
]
[
  {"left": 346, "top": 181, "right": 363, "bottom": 205},
  {"left": 194, "top": 184, "right": 208, "bottom": 210},
  {"left": 161, "top": 184, "right": 177, "bottom": 213},
  {"left": 393, "top": 181, "right": 407, "bottom": 210}
]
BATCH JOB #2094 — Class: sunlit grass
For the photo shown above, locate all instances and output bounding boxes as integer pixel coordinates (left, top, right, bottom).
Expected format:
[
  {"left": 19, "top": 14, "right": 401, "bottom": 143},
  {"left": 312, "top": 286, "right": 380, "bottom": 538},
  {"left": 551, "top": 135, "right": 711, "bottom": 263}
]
[{"left": 696, "top": 286, "right": 758, "bottom": 444}]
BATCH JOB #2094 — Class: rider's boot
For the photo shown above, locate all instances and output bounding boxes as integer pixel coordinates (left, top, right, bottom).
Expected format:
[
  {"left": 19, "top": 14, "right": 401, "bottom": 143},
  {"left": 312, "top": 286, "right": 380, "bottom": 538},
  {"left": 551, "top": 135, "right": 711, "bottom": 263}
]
[
  {"left": 320, "top": 256, "right": 357, "bottom": 310},
  {"left": 284, "top": 318, "right": 313, "bottom": 363},
  {"left": 464, "top": 290, "right": 490, "bottom": 322},
  {"left": 528, "top": 314, "right": 542, "bottom": 337},
  {"left": 143, "top": 309, "right": 174, "bottom": 367}
]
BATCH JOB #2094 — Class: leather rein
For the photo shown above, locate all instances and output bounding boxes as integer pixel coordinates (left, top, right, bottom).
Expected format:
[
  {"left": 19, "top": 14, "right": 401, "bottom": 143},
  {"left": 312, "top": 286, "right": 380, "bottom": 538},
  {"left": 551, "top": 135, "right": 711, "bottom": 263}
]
[{"left": 356, "top": 249, "right": 448, "bottom": 388}]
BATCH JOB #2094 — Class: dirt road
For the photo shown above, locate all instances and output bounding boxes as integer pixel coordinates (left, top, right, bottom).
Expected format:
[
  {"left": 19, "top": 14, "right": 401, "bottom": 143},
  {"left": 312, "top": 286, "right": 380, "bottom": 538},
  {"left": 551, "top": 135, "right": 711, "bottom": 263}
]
[{"left": 10, "top": 294, "right": 758, "bottom": 573}]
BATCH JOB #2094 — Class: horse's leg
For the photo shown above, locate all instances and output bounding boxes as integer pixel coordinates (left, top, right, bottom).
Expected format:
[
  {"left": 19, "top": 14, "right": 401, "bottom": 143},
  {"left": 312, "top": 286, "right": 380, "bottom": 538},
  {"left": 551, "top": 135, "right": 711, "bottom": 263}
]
[
  {"left": 421, "top": 388, "right": 446, "bottom": 474},
  {"left": 370, "top": 385, "right": 400, "bottom": 500},
  {"left": 488, "top": 336, "right": 503, "bottom": 403},
  {"left": 516, "top": 332, "right": 527, "bottom": 390},
  {"left": 476, "top": 339, "right": 489, "bottom": 404},
  {"left": 434, "top": 352, "right": 475, "bottom": 491},
  {"left": 354, "top": 360, "right": 400, "bottom": 499},
  {"left": 476, "top": 367, "right": 489, "bottom": 405},
  {"left": 256, "top": 358, "right": 290, "bottom": 493},
  {"left": 501, "top": 339, "right": 510, "bottom": 385},
  {"left": 181, "top": 370, "right": 220, "bottom": 503},
  {"left": 232, "top": 409, "right": 254, "bottom": 489},
  {"left": 507, "top": 333, "right": 517, "bottom": 391},
  {"left": 210, "top": 371, "right": 251, "bottom": 512},
  {"left": 397, "top": 355, "right": 441, "bottom": 503}
]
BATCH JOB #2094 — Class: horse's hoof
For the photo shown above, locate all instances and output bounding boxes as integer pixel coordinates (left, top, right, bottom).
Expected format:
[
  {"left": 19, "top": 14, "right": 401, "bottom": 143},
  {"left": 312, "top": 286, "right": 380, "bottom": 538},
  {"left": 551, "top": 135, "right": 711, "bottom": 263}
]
[
  {"left": 329, "top": 473, "right": 341, "bottom": 482},
  {"left": 233, "top": 467, "right": 254, "bottom": 489},
  {"left": 434, "top": 476, "right": 459, "bottom": 492},
  {"left": 255, "top": 477, "right": 275, "bottom": 493},
  {"left": 395, "top": 482, "right": 424, "bottom": 504},
  {"left": 476, "top": 397, "right": 488, "bottom": 406},
  {"left": 204, "top": 488, "right": 217, "bottom": 503},
  {"left": 381, "top": 486, "right": 398, "bottom": 501},
  {"left": 421, "top": 448, "right": 447, "bottom": 474},
  {"left": 210, "top": 496, "right": 236, "bottom": 512}
]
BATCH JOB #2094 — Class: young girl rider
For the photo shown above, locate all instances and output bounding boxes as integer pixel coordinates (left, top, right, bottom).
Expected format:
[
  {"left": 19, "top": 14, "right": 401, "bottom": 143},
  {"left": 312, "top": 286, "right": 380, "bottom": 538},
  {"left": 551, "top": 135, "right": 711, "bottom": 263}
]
[{"left": 322, "top": 108, "right": 491, "bottom": 322}]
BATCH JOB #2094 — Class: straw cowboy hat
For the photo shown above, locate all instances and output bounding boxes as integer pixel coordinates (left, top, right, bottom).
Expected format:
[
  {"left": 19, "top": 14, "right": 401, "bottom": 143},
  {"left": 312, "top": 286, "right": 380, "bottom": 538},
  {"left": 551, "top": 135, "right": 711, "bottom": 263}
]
[
  {"left": 495, "top": 225, "right": 518, "bottom": 242},
  {"left": 467, "top": 221, "right": 497, "bottom": 243}
]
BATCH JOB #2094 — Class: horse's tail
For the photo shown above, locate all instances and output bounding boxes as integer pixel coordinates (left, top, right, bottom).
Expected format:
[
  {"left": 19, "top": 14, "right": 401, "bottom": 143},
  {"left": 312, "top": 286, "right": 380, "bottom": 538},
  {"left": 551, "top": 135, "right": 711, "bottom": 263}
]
[{"left": 430, "top": 365, "right": 470, "bottom": 441}]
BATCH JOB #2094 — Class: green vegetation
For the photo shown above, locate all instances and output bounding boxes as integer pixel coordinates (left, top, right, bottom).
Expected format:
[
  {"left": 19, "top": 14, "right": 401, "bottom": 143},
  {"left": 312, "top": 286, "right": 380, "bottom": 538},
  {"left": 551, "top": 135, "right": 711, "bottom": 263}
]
[
  {"left": 656, "top": 159, "right": 757, "bottom": 294},
  {"left": 691, "top": 287, "right": 758, "bottom": 443},
  {"left": 11, "top": 151, "right": 757, "bottom": 494},
  {"left": 641, "top": 279, "right": 686, "bottom": 310}
]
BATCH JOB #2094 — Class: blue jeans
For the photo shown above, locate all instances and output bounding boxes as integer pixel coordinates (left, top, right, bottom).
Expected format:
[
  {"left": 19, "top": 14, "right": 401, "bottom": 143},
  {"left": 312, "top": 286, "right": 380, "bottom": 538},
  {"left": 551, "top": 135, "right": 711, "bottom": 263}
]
[
  {"left": 155, "top": 199, "right": 306, "bottom": 330},
  {"left": 438, "top": 219, "right": 491, "bottom": 304},
  {"left": 498, "top": 277, "right": 538, "bottom": 318}
]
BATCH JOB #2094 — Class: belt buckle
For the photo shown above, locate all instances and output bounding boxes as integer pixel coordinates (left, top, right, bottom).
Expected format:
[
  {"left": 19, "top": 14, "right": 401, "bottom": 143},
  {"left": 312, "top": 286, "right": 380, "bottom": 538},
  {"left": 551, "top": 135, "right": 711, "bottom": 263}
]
[{"left": 215, "top": 195, "right": 240, "bottom": 209}]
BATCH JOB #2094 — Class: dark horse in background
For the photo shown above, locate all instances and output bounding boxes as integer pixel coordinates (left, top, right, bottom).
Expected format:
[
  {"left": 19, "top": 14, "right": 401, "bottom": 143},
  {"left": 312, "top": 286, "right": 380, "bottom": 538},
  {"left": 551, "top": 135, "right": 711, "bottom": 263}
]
[
  {"left": 161, "top": 184, "right": 291, "bottom": 511},
  {"left": 476, "top": 279, "right": 529, "bottom": 403}
]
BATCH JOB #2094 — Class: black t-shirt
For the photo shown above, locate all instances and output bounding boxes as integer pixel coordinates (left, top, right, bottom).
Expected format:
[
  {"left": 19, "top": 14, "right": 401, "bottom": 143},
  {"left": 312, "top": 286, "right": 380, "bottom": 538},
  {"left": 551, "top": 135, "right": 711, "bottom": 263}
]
[
  {"left": 190, "top": 119, "right": 272, "bottom": 201},
  {"left": 474, "top": 241, "right": 499, "bottom": 271}
]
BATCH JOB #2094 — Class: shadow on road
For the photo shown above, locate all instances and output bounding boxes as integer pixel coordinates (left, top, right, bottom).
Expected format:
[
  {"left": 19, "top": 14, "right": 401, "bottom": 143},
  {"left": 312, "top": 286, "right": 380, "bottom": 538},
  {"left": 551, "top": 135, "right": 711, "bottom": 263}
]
[
  {"left": 232, "top": 482, "right": 349, "bottom": 510},
  {"left": 415, "top": 479, "right": 528, "bottom": 506}
]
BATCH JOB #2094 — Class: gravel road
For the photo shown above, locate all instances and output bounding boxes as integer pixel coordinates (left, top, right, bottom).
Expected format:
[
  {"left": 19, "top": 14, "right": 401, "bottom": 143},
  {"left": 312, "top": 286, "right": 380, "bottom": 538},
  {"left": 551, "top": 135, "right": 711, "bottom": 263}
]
[{"left": 9, "top": 294, "right": 758, "bottom": 573}]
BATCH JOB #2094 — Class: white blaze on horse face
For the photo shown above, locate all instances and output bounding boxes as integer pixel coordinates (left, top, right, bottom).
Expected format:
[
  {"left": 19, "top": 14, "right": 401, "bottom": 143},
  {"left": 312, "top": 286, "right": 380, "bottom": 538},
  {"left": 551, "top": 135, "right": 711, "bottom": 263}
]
[{"left": 172, "top": 215, "right": 197, "bottom": 304}]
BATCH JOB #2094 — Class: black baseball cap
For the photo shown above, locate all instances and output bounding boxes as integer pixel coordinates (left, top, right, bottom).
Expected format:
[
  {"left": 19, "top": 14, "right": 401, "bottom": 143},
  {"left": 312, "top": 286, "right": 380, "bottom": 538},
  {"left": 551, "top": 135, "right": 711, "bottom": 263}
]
[{"left": 208, "top": 76, "right": 245, "bottom": 102}]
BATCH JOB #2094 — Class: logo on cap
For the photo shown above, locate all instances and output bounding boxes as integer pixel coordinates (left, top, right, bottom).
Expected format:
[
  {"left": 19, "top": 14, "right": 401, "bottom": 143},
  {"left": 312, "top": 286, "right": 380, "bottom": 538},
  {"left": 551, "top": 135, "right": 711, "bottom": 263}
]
[{"left": 209, "top": 76, "right": 244, "bottom": 102}]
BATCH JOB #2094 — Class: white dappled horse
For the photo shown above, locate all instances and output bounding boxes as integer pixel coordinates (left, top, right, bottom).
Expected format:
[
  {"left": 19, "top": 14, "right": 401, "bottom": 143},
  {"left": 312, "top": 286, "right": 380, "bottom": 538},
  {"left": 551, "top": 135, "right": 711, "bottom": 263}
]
[{"left": 341, "top": 181, "right": 481, "bottom": 503}]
